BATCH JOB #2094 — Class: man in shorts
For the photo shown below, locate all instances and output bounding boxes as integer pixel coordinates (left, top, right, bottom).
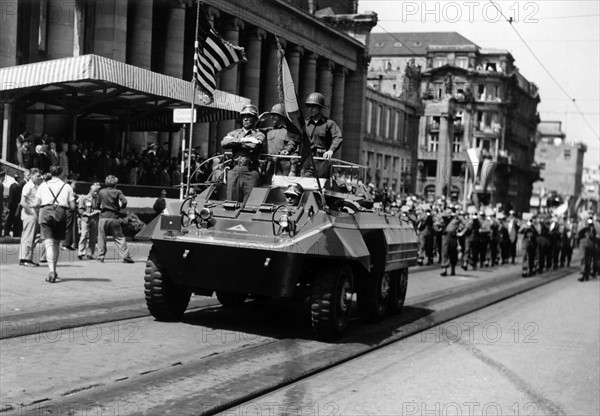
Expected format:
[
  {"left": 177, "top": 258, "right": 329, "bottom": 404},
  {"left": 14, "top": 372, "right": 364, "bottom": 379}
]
[{"left": 34, "top": 165, "right": 76, "bottom": 282}]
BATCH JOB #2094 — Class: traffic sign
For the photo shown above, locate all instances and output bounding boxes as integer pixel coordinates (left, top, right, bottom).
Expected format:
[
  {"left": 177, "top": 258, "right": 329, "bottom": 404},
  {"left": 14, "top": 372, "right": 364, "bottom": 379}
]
[{"left": 173, "top": 108, "right": 197, "bottom": 123}]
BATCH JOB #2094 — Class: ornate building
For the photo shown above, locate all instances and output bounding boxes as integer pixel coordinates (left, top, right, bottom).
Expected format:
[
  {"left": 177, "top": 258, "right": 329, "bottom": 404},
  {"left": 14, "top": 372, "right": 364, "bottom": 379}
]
[{"left": 1, "top": 0, "right": 376, "bottom": 164}]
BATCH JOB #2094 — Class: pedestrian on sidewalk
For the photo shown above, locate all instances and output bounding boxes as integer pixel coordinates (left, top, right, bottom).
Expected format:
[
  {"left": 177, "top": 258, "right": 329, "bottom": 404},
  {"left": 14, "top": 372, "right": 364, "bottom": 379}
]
[
  {"left": 18, "top": 168, "right": 42, "bottom": 267},
  {"left": 97, "top": 175, "right": 134, "bottom": 263},
  {"left": 77, "top": 183, "right": 101, "bottom": 260},
  {"left": 34, "top": 165, "right": 76, "bottom": 282}
]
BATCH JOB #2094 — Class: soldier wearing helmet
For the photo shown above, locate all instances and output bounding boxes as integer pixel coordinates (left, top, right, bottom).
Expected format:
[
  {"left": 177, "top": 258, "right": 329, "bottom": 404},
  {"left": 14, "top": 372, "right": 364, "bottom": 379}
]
[
  {"left": 221, "top": 104, "right": 266, "bottom": 203},
  {"left": 263, "top": 103, "right": 298, "bottom": 179},
  {"left": 301, "top": 92, "right": 343, "bottom": 178},
  {"left": 284, "top": 183, "right": 304, "bottom": 206}
]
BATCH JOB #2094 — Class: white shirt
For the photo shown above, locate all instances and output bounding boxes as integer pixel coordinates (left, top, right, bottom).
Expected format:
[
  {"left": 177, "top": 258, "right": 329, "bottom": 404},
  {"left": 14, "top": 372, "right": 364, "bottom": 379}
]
[
  {"left": 21, "top": 179, "right": 38, "bottom": 207},
  {"left": 35, "top": 177, "right": 75, "bottom": 208}
]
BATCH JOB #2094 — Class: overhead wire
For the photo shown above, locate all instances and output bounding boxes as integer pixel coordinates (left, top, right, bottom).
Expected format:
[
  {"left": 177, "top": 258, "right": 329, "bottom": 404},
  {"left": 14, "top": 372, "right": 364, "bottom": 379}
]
[{"left": 487, "top": 0, "right": 600, "bottom": 139}]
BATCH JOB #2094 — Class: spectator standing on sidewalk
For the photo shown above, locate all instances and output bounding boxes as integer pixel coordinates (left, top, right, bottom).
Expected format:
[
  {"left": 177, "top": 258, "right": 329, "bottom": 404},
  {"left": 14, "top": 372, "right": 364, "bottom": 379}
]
[
  {"left": 2, "top": 172, "right": 24, "bottom": 237},
  {"left": 77, "top": 183, "right": 101, "bottom": 260},
  {"left": 60, "top": 179, "right": 78, "bottom": 251},
  {"left": 97, "top": 175, "right": 134, "bottom": 263},
  {"left": 34, "top": 165, "right": 76, "bottom": 282},
  {"left": 18, "top": 168, "right": 42, "bottom": 266}
]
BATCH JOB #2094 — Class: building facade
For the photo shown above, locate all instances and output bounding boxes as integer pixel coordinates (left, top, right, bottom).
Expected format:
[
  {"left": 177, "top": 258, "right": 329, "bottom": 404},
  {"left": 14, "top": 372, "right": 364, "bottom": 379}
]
[
  {"left": 1, "top": 0, "right": 375, "bottom": 164},
  {"left": 368, "top": 32, "right": 540, "bottom": 212},
  {"left": 363, "top": 77, "right": 422, "bottom": 194},
  {"left": 533, "top": 121, "right": 587, "bottom": 207}
]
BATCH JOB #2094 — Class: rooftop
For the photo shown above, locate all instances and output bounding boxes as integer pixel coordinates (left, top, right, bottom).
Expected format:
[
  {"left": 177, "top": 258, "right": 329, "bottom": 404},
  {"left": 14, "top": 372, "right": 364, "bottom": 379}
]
[{"left": 369, "top": 32, "right": 478, "bottom": 56}]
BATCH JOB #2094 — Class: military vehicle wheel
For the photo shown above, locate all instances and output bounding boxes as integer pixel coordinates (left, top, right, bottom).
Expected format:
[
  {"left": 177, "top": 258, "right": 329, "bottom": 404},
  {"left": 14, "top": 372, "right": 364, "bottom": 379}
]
[
  {"left": 216, "top": 291, "right": 247, "bottom": 307},
  {"left": 357, "top": 271, "right": 390, "bottom": 322},
  {"left": 144, "top": 249, "right": 191, "bottom": 321},
  {"left": 310, "top": 265, "right": 354, "bottom": 340},
  {"left": 388, "top": 268, "right": 408, "bottom": 314}
]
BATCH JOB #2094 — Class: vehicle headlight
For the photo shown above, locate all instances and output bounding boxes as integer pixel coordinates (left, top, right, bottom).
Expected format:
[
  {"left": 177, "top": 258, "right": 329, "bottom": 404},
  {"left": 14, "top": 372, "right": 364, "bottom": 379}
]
[
  {"left": 199, "top": 207, "right": 213, "bottom": 220},
  {"left": 278, "top": 213, "right": 289, "bottom": 229}
]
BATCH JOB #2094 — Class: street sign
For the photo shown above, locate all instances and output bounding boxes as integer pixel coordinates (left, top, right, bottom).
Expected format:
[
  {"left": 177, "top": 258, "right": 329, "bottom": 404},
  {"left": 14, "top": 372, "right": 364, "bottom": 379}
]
[{"left": 173, "top": 108, "right": 197, "bottom": 124}]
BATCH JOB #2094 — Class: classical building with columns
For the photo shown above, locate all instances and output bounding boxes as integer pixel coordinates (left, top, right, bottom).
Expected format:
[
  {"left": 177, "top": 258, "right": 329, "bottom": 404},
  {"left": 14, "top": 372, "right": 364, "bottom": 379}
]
[{"left": 1, "top": 0, "right": 376, "bottom": 165}]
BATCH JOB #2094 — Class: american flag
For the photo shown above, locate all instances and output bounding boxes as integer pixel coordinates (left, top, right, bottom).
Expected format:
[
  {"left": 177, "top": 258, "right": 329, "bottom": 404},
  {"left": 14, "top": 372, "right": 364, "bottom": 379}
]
[{"left": 193, "top": 3, "right": 246, "bottom": 102}]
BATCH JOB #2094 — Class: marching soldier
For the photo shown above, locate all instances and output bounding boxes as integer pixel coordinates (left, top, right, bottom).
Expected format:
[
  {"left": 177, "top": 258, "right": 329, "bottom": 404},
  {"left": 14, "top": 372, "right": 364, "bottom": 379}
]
[
  {"left": 577, "top": 214, "right": 597, "bottom": 282},
  {"left": 478, "top": 211, "right": 491, "bottom": 267},
  {"left": 440, "top": 210, "right": 461, "bottom": 276},
  {"left": 506, "top": 210, "right": 519, "bottom": 264},
  {"left": 459, "top": 212, "right": 480, "bottom": 271},
  {"left": 520, "top": 217, "right": 538, "bottom": 277},
  {"left": 416, "top": 208, "right": 434, "bottom": 265},
  {"left": 548, "top": 214, "right": 561, "bottom": 270},
  {"left": 559, "top": 214, "right": 574, "bottom": 268},
  {"left": 535, "top": 215, "right": 551, "bottom": 273},
  {"left": 221, "top": 104, "right": 265, "bottom": 203}
]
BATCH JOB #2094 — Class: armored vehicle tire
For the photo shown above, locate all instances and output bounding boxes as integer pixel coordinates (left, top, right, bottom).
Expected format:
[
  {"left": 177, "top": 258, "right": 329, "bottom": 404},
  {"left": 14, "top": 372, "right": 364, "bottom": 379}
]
[
  {"left": 216, "top": 291, "right": 247, "bottom": 307},
  {"left": 388, "top": 268, "right": 408, "bottom": 315},
  {"left": 310, "top": 264, "right": 354, "bottom": 340},
  {"left": 144, "top": 249, "right": 191, "bottom": 321},
  {"left": 357, "top": 271, "right": 390, "bottom": 322}
]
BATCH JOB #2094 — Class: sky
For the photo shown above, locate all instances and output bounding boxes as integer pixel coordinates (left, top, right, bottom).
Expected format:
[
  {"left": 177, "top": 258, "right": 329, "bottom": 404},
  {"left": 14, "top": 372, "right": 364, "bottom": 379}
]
[{"left": 357, "top": 0, "right": 600, "bottom": 168}]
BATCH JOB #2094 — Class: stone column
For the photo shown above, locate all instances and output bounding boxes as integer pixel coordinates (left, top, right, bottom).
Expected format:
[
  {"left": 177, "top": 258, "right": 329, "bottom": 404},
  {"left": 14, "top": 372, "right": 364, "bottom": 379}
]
[
  {"left": 127, "top": 0, "right": 153, "bottom": 69},
  {"left": 299, "top": 52, "right": 317, "bottom": 111},
  {"left": 0, "top": 0, "right": 18, "bottom": 67},
  {"left": 435, "top": 112, "right": 454, "bottom": 198},
  {"left": 317, "top": 58, "right": 333, "bottom": 116},
  {"left": 93, "top": 0, "right": 128, "bottom": 62},
  {"left": 261, "top": 37, "right": 285, "bottom": 113},
  {"left": 162, "top": 1, "right": 185, "bottom": 78},
  {"left": 341, "top": 54, "right": 368, "bottom": 164},
  {"left": 331, "top": 65, "right": 347, "bottom": 127},
  {"left": 286, "top": 45, "right": 303, "bottom": 91},
  {"left": 217, "top": 17, "right": 245, "bottom": 147},
  {"left": 241, "top": 28, "right": 266, "bottom": 107},
  {"left": 46, "top": 0, "right": 76, "bottom": 59}
]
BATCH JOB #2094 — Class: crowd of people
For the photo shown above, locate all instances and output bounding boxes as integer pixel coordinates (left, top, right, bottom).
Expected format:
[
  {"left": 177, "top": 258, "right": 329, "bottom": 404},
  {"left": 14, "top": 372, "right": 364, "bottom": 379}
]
[
  {"left": 1, "top": 167, "right": 134, "bottom": 283},
  {"left": 395, "top": 198, "right": 600, "bottom": 282}
]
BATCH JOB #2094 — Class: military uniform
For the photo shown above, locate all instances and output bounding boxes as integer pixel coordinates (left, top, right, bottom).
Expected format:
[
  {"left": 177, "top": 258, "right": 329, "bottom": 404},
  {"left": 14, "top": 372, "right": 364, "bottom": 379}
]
[
  {"left": 577, "top": 220, "right": 596, "bottom": 281},
  {"left": 520, "top": 220, "right": 538, "bottom": 277},
  {"left": 301, "top": 116, "right": 343, "bottom": 178},
  {"left": 535, "top": 218, "right": 551, "bottom": 273},
  {"left": 441, "top": 214, "right": 460, "bottom": 276},
  {"left": 221, "top": 127, "right": 265, "bottom": 203},
  {"left": 460, "top": 215, "right": 480, "bottom": 270},
  {"left": 416, "top": 211, "right": 434, "bottom": 265},
  {"left": 264, "top": 125, "right": 297, "bottom": 177}
]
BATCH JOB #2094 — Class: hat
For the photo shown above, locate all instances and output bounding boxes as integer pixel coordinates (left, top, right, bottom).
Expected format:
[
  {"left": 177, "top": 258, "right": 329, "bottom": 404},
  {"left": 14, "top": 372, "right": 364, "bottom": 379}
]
[
  {"left": 497, "top": 212, "right": 505, "bottom": 220},
  {"left": 284, "top": 183, "right": 304, "bottom": 197}
]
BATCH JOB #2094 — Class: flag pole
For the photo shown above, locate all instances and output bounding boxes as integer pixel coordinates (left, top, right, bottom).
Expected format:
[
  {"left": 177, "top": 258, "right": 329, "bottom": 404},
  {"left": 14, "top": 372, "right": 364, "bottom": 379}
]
[{"left": 185, "top": 0, "right": 202, "bottom": 199}]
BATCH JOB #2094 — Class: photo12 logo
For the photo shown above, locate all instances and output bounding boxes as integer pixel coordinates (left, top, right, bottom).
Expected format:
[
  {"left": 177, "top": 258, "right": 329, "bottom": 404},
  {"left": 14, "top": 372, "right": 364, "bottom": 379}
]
[{"left": 401, "top": 1, "right": 540, "bottom": 24}]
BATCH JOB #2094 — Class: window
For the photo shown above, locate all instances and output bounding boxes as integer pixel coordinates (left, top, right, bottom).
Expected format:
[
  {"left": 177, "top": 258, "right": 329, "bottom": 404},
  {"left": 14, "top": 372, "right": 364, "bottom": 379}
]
[
  {"left": 456, "top": 57, "right": 468, "bottom": 68},
  {"left": 400, "top": 158, "right": 405, "bottom": 173},
  {"left": 485, "top": 62, "right": 497, "bottom": 71},
  {"left": 376, "top": 154, "right": 382, "bottom": 169},
  {"left": 393, "top": 157, "right": 399, "bottom": 172},
  {"left": 453, "top": 135, "right": 462, "bottom": 153},
  {"left": 452, "top": 161, "right": 463, "bottom": 177},
  {"left": 430, "top": 116, "right": 440, "bottom": 130},
  {"left": 366, "top": 101, "right": 373, "bottom": 133},
  {"left": 425, "top": 161, "right": 437, "bottom": 177},
  {"left": 434, "top": 57, "right": 447, "bottom": 68},
  {"left": 564, "top": 149, "right": 571, "bottom": 160},
  {"left": 375, "top": 42, "right": 384, "bottom": 47},
  {"left": 539, "top": 162, "right": 546, "bottom": 170},
  {"left": 435, "top": 82, "right": 444, "bottom": 99},
  {"left": 393, "top": 42, "right": 403, "bottom": 47},
  {"left": 385, "top": 108, "right": 392, "bottom": 138},
  {"left": 427, "top": 134, "right": 439, "bottom": 152},
  {"left": 367, "top": 151, "right": 374, "bottom": 167},
  {"left": 384, "top": 155, "right": 391, "bottom": 170}
]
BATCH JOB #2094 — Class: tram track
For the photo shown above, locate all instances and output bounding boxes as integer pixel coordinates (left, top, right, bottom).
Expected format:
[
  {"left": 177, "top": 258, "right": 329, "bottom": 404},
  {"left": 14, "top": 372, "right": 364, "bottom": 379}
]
[{"left": 1, "top": 262, "right": 579, "bottom": 416}]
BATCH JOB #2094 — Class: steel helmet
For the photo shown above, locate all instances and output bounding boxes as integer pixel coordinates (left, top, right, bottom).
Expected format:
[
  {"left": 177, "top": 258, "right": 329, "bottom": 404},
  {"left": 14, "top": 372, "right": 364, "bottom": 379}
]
[
  {"left": 270, "top": 103, "right": 286, "bottom": 117},
  {"left": 305, "top": 92, "right": 325, "bottom": 108},
  {"left": 284, "top": 183, "right": 304, "bottom": 197},
  {"left": 240, "top": 104, "right": 259, "bottom": 118}
]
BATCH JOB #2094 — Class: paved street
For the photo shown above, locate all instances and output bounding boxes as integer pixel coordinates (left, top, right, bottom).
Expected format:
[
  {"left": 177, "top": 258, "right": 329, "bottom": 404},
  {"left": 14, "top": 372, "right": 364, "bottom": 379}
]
[{"left": 249, "top": 272, "right": 600, "bottom": 416}]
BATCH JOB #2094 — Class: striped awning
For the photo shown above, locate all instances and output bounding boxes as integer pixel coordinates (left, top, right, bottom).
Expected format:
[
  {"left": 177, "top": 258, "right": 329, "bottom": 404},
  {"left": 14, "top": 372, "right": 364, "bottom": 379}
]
[{"left": 0, "top": 54, "right": 249, "bottom": 126}]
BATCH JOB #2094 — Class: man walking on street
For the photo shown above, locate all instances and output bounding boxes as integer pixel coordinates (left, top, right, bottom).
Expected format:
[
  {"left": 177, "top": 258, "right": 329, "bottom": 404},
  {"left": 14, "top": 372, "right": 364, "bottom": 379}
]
[
  {"left": 18, "top": 168, "right": 42, "bottom": 266},
  {"left": 34, "top": 165, "right": 76, "bottom": 282},
  {"left": 97, "top": 175, "right": 134, "bottom": 263},
  {"left": 77, "top": 183, "right": 101, "bottom": 260}
]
